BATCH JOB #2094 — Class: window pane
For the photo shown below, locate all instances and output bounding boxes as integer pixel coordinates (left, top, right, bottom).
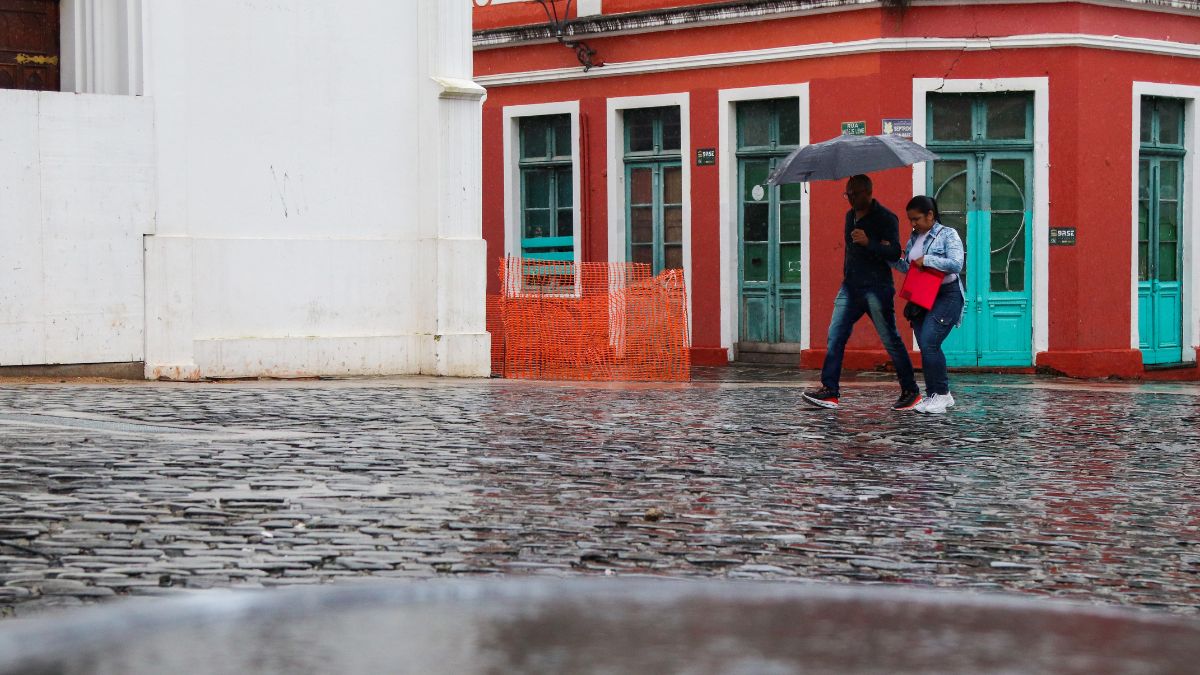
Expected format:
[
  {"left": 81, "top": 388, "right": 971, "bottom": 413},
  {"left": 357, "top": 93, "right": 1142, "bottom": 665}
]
[
  {"left": 743, "top": 204, "right": 769, "bottom": 242},
  {"left": 985, "top": 95, "right": 1028, "bottom": 140},
  {"left": 664, "top": 206, "right": 683, "bottom": 244},
  {"left": 1159, "top": 160, "right": 1180, "bottom": 201},
  {"left": 1158, "top": 99, "right": 1184, "bottom": 146},
  {"left": 524, "top": 169, "right": 550, "bottom": 208},
  {"left": 743, "top": 161, "right": 769, "bottom": 201},
  {"left": 1138, "top": 200, "right": 1150, "bottom": 242},
  {"left": 942, "top": 210, "right": 968, "bottom": 287},
  {"left": 780, "top": 182, "right": 802, "bottom": 202},
  {"left": 553, "top": 116, "right": 572, "bottom": 158},
  {"left": 556, "top": 208, "right": 573, "bottom": 237},
  {"left": 521, "top": 118, "right": 548, "bottom": 159},
  {"left": 778, "top": 99, "right": 800, "bottom": 146},
  {"left": 631, "top": 244, "right": 654, "bottom": 266},
  {"left": 780, "top": 244, "right": 803, "bottom": 283},
  {"left": 990, "top": 160, "right": 1026, "bottom": 212},
  {"left": 630, "top": 207, "right": 654, "bottom": 244},
  {"left": 1159, "top": 242, "right": 1178, "bottom": 281},
  {"left": 662, "top": 107, "right": 681, "bottom": 151},
  {"left": 932, "top": 161, "right": 969, "bottom": 213},
  {"left": 1138, "top": 243, "right": 1149, "bottom": 281},
  {"left": 931, "top": 96, "right": 972, "bottom": 141},
  {"left": 990, "top": 212, "right": 1026, "bottom": 292},
  {"left": 1140, "top": 98, "right": 1154, "bottom": 144},
  {"left": 743, "top": 243, "right": 768, "bottom": 281},
  {"left": 1160, "top": 200, "right": 1179, "bottom": 242},
  {"left": 780, "top": 204, "right": 802, "bottom": 242},
  {"left": 663, "top": 166, "right": 682, "bottom": 204},
  {"left": 557, "top": 167, "right": 572, "bottom": 208},
  {"left": 738, "top": 101, "right": 771, "bottom": 148},
  {"left": 629, "top": 167, "right": 653, "bottom": 205},
  {"left": 524, "top": 209, "right": 550, "bottom": 239},
  {"left": 664, "top": 245, "right": 683, "bottom": 270},
  {"left": 626, "top": 109, "right": 654, "bottom": 153}
]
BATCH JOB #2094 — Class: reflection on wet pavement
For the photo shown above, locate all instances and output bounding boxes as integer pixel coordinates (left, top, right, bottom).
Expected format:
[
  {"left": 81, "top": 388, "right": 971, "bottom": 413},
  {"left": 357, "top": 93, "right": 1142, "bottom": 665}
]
[{"left": 1, "top": 370, "right": 1198, "bottom": 616}]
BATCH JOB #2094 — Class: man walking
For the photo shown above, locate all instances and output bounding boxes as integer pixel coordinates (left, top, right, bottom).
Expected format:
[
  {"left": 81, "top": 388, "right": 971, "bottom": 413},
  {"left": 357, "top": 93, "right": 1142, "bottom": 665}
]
[{"left": 802, "top": 174, "right": 921, "bottom": 410}]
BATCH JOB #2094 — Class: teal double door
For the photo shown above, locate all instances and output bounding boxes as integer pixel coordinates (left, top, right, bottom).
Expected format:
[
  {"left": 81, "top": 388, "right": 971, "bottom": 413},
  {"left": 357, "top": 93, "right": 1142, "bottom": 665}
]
[
  {"left": 928, "top": 94, "right": 1035, "bottom": 366},
  {"left": 1138, "top": 97, "right": 1186, "bottom": 365},
  {"left": 737, "top": 98, "right": 803, "bottom": 344}
]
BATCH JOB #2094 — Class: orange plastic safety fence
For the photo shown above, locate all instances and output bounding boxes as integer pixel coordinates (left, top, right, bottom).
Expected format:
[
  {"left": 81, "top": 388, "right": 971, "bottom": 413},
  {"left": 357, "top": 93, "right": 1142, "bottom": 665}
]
[{"left": 487, "top": 257, "right": 690, "bottom": 381}]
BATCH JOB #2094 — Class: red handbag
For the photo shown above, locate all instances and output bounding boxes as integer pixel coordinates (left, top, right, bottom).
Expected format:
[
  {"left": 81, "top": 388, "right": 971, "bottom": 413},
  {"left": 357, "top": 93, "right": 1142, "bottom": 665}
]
[{"left": 899, "top": 264, "right": 946, "bottom": 310}]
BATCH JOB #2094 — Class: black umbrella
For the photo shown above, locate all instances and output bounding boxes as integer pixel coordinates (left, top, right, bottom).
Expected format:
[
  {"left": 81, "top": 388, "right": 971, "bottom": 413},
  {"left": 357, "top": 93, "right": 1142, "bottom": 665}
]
[{"left": 767, "top": 134, "right": 939, "bottom": 184}]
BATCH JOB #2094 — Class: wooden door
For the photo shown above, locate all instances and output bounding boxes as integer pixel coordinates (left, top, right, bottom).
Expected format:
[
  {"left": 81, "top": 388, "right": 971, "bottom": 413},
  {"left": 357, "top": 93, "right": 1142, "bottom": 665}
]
[{"left": 0, "top": 0, "right": 59, "bottom": 91}]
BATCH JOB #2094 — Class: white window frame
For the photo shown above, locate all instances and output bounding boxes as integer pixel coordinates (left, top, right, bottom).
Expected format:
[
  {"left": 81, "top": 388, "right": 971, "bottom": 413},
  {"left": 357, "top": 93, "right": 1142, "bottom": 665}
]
[
  {"left": 912, "top": 77, "right": 1050, "bottom": 358},
  {"left": 717, "top": 84, "right": 811, "bottom": 358},
  {"left": 606, "top": 93, "right": 692, "bottom": 336},
  {"left": 502, "top": 101, "right": 582, "bottom": 295},
  {"left": 1131, "top": 82, "right": 1200, "bottom": 361}
]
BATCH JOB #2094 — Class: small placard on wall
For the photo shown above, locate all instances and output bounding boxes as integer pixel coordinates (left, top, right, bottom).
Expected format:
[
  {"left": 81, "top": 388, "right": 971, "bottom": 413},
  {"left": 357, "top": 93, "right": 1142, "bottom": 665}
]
[
  {"left": 882, "top": 118, "right": 913, "bottom": 139},
  {"left": 841, "top": 121, "right": 866, "bottom": 136},
  {"left": 696, "top": 148, "right": 716, "bottom": 165},
  {"left": 1049, "top": 227, "right": 1076, "bottom": 246}
]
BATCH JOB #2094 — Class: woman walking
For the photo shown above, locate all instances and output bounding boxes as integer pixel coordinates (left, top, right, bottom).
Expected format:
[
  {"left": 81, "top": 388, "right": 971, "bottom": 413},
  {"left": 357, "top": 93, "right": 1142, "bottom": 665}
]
[{"left": 893, "top": 196, "right": 965, "bottom": 414}]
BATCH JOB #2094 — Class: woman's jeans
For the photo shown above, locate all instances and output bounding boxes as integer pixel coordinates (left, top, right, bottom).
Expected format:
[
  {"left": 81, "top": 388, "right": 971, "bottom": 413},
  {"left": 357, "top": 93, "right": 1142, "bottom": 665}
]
[
  {"left": 820, "top": 284, "right": 918, "bottom": 394},
  {"left": 910, "top": 283, "right": 965, "bottom": 396}
]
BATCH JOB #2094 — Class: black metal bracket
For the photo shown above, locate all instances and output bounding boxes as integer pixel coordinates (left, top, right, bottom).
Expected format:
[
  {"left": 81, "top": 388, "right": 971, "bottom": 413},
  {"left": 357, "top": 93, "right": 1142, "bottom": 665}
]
[{"left": 533, "top": 0, "right": 601, "bottom": 72}]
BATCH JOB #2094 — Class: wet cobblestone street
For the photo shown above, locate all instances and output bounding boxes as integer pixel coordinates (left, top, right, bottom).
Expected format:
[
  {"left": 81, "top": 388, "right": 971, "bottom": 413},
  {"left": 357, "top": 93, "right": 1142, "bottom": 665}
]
[{"left": 2, "top": 369, "right": 1199, "bottom": 618}]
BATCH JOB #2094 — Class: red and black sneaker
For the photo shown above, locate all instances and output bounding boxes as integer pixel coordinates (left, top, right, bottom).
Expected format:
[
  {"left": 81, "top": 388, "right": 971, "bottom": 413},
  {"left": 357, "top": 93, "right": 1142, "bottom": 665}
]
[
  {"left": 893, "top": 390, "right": 922, "bottom": 411},
  {"left": 802, "top": 387, "right": 840, "bottom": 409}
]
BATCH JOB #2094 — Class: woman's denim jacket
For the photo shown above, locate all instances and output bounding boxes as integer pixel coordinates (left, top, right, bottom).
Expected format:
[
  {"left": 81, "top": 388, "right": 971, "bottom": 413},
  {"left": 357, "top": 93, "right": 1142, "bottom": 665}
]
[{"left": 890, "top": 221, "right": 967, "bottom": 327}]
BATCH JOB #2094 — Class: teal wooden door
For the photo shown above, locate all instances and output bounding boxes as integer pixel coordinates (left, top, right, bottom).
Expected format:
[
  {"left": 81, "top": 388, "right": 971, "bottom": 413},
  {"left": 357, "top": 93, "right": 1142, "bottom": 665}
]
[
  {"left": 1138, "top": 97, "right": 1186, "bottom": 365},
  {"left": 736, "top": 98, "right": 802, "bottom": 343},
  {"left": 928, "top": 94, "right": 1035, "bottom": 367}
]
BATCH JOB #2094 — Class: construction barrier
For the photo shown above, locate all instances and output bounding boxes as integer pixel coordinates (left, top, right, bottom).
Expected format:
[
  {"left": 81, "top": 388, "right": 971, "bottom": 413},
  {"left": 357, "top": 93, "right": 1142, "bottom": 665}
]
[{"left": 488, "top": 258, "right": 690, "bottom": 381}]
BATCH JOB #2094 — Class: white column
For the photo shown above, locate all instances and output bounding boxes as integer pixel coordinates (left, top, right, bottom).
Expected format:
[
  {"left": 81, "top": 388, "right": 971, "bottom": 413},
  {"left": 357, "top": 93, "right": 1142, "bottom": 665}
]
[
  {"left": 60, "top": 0, "right": 144, "bottom": 96},
  {"left": 416, "top": 0, "right": 490, "bottom": 376}
]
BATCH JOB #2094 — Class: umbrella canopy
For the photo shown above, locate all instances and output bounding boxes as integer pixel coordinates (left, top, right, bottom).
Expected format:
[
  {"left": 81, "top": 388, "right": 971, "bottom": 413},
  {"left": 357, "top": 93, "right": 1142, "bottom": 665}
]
[{"left": 767, "top": 134, "right": 939, "bottom": 184}]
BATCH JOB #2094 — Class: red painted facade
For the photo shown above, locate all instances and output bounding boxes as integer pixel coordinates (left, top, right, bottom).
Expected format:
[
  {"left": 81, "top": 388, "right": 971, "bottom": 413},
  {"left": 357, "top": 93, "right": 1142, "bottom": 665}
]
[{"left": 475, "top": 1, "right": 1200, "bottom": 379}]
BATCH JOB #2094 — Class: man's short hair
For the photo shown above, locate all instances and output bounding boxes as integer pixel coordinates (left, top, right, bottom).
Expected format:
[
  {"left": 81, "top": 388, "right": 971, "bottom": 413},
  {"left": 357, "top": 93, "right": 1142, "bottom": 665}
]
[{"left": 847, "top": 174, "right": 873, "bottom": 192}]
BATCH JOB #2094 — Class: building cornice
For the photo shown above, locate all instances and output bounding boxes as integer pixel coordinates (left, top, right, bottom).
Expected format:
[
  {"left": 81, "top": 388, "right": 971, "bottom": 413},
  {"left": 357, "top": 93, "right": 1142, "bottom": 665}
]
[
  {"left": 474, "top": 0, "right": 1200, "bottom": 50},
  {"left": 475, "top": 33, "right": 1200, "bottom": 86}
]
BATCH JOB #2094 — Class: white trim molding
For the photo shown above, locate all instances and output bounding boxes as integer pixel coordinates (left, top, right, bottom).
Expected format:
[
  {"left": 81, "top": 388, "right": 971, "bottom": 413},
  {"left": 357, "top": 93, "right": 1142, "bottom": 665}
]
[
  {"left": 718, "top": 84, "right": 811, "bottom": 358},
  {"left": 501, "top": 100, "right": 583, "bottom": 271},
  {"left": 912, "top": 77, "right": 1051, "bottom": 360},
  {"left": 478, "top": 34, "right": 1200, "bottom": 87},
  {"left": 605, "top": 93, "right": 692, "bottom": 337},
  {"left": 1130, "top": 82, "right": 1200, "bottom": 361}
]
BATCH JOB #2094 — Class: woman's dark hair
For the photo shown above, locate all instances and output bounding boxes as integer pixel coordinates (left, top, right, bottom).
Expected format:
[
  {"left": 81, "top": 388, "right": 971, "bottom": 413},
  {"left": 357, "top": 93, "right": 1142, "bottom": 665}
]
[{"left": 906, "top": 195, "right": 939, "bottom": 222}]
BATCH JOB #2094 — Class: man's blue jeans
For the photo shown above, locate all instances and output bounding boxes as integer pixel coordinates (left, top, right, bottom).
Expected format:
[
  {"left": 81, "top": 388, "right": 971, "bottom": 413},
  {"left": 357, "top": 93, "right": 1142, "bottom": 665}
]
[{"left": 820, "top": 284, "right": 918, "bottom": 393}]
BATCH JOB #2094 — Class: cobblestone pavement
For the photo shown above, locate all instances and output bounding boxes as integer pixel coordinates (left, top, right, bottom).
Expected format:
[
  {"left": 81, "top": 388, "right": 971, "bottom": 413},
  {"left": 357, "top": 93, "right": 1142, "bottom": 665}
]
[{"left": 2, "top": 369, "right": 1199, "bottom": 618}]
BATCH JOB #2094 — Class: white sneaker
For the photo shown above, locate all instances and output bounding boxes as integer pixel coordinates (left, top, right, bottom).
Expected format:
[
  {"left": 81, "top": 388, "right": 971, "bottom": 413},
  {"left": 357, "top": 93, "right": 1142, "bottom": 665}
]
[
  {"left": 913, "top": 395, "right": 931, "bottom": 413},
  {"left": 944, "top": 392, "right": 956, "bottom": 408},
  {"left": 921, "top": 393, "right": 952, "bottom": 414}
]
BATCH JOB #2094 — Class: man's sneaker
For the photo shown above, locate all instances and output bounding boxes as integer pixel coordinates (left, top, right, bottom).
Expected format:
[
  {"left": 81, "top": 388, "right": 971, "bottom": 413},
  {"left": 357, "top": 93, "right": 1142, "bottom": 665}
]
[
  {"left": 921, "top": 393, "right": 953, "bottom": 414},
  {"left": 943, "top": 392, "right": 956, "bottom": 408},
  {"left": 802, "top": 387, "right": 840, "bottom": 409},
  {"left": 893, "top": 390, "right": 922, "bottom": 411}
]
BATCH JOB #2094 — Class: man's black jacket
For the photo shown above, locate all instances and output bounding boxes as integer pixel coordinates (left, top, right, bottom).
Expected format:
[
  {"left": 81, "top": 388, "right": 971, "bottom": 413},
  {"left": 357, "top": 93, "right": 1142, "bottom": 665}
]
[{"left": 842, "top": 199, "right": 902, "bottom": 288}]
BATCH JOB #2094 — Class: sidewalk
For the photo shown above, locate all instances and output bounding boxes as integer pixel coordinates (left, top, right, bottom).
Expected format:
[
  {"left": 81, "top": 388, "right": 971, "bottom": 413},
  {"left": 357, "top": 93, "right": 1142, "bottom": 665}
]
[{"left": 2, "top": 370, "right": 1198, "bottom": 617}]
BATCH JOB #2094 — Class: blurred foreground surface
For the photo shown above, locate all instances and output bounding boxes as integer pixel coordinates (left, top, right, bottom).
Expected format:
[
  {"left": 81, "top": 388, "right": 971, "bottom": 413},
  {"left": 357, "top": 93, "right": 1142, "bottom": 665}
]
[{"left": 3, "top": 580, "right": 1200, "bottom": 675}]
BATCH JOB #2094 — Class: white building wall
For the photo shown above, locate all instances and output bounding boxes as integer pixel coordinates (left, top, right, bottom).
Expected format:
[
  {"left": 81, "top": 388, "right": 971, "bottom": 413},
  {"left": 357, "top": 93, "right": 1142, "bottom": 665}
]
[
  {"left": 142, "top": 0, "right": 489, "bottom": 379},
  {"left": 0, "top": 90, "right": 153, "bottom": 366}
]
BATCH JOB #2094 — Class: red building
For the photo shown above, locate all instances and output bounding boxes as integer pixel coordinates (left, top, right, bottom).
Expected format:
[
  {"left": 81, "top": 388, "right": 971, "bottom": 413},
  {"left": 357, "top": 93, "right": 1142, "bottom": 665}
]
[{"left": 474, "top": 0, "right": 1200, "bottom": 379}]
